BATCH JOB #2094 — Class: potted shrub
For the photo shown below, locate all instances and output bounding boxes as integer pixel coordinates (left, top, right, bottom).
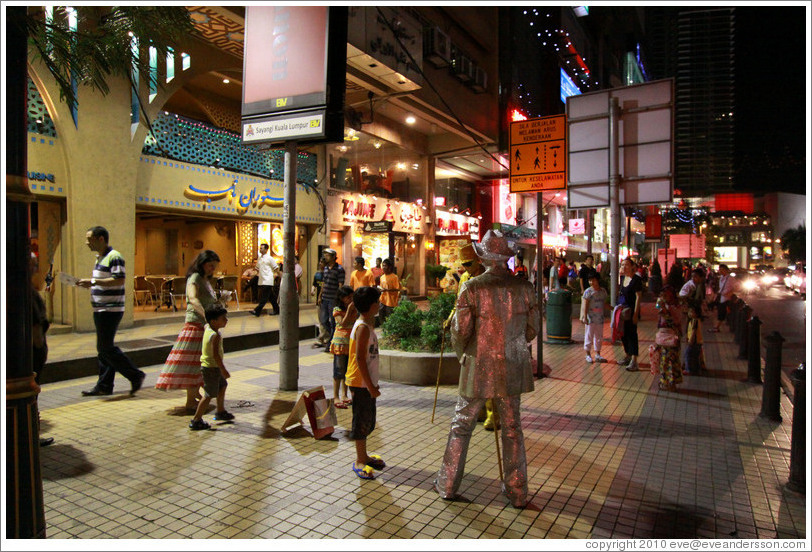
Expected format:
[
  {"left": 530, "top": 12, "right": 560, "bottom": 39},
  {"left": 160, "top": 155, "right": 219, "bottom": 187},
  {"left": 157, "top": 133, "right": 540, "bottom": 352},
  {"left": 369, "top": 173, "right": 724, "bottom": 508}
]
[{"left": 377, "top": 293, "right": 460, "bottom": 385}]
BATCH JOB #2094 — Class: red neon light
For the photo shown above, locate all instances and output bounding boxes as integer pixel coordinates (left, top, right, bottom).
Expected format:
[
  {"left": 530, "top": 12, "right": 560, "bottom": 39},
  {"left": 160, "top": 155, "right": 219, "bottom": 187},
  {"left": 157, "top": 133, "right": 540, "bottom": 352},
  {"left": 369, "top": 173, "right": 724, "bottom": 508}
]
[{"left": 510, "top": 109, "right": 527, "bottom": 122}]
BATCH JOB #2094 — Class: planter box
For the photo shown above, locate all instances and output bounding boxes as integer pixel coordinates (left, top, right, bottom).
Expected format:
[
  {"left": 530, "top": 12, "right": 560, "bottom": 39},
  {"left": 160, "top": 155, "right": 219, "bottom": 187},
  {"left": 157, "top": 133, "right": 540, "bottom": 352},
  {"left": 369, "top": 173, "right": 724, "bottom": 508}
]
[{"left": 378, "top": 349, "right": 460, "bottom": 386}]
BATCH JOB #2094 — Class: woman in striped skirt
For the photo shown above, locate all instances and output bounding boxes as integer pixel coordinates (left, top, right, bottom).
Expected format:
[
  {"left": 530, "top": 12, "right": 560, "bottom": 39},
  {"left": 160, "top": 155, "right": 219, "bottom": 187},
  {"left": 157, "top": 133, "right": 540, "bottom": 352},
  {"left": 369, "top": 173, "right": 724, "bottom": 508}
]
[{"left": 155, "top": 250, "right": 221, "bottom": 411}]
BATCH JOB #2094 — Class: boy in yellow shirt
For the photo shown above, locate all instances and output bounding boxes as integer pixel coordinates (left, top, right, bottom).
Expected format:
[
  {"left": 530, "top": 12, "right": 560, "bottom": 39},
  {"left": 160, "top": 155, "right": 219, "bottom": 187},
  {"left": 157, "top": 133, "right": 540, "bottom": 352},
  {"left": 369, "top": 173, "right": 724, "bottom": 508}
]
[
  {"left": 345, "top": 286, "right": 384, "bottom": 479},
  {"left": 190, "top": 304, "right": 233, "bottom": 430}
]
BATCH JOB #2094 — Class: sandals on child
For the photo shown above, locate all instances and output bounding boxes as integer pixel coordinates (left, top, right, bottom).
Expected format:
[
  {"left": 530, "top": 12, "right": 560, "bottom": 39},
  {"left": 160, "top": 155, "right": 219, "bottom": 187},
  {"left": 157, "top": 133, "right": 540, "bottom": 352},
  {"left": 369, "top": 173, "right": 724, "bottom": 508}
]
[
  {"left": 366, "top": 455, "right": 386, "bottom": 470},
  {"left": 352, "top": 462, "right": 375, "bottom": 480}
]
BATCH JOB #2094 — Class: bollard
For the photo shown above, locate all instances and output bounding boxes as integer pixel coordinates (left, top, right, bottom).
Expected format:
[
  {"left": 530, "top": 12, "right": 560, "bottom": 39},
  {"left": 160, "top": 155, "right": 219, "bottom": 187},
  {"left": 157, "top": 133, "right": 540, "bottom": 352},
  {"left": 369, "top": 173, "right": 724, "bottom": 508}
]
[
  {"left": 737, "top": 313, "right": 750, "bottom": 359},
  {"left": 727, "top": 299, "right": 739, "bottom": 332},
  {"left": 759, "top": 331, "right": 785, "bottom": 422},
  {"left": 734, "top": 304, "right": 750, "bottom": 344},
  {"left": 786, "top": 364, "right": 805, "bottom": 493},
  {"left": 746, "top": 316, "right": 762, "bottom": 383}
]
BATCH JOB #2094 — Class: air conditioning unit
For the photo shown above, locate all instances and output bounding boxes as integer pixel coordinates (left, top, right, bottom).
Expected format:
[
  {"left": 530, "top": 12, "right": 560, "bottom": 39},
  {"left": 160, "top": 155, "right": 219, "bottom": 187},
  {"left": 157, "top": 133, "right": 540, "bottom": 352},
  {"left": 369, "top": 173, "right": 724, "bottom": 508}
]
[
  {"left": 451, "top": 47, "right": 473, "bottom": 82},
  {"left": 468, "top": 65, "right": 488, "bottom": 93},
  {"left": 423, "top": 26, "right": 451, "bottom": 68}
]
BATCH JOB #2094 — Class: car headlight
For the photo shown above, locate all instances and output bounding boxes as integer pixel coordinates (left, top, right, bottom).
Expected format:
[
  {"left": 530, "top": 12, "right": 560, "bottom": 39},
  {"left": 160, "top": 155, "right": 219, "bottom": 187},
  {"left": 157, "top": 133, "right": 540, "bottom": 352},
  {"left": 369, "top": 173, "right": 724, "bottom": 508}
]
[{"left": 743, "top": 280, "right": 757, "bottom": 291}]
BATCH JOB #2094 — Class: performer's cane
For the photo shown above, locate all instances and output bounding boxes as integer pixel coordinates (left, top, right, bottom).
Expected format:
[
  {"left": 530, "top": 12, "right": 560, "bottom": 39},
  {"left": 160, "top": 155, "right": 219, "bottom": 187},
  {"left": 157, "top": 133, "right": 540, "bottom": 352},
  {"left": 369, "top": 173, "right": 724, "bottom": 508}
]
[
  {"left": 494, "top": 419, "right": 504, "bottom": 482},
  {"left": 431, "top": 326, "right": 447, "bottom": 423}
]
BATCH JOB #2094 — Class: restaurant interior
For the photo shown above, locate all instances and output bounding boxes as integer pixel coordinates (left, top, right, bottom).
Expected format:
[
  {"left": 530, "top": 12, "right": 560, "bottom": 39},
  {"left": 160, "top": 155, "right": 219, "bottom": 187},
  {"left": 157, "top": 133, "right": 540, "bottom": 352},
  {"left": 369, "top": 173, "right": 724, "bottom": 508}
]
[{"left": 133, "top": 210, "right": 307, "bottom": 319}]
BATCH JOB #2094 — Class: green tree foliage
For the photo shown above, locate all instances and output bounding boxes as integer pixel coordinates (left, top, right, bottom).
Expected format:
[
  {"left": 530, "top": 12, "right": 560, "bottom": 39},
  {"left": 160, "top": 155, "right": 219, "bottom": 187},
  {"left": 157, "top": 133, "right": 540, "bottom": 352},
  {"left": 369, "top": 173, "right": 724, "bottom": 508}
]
[
  {"left": 15, "top": 6, "right": 193, "bottom": 112},
  {"left": 780, "top": 224, "right": 806, "bottom": 263}
]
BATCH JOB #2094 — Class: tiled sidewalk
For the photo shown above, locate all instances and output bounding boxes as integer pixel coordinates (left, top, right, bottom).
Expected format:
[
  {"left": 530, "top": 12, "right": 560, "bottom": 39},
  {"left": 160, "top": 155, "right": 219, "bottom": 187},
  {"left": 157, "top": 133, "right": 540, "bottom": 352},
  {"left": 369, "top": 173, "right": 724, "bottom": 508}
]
[{"left": 35, "top": 302, "right": 807, "bottom": 540}]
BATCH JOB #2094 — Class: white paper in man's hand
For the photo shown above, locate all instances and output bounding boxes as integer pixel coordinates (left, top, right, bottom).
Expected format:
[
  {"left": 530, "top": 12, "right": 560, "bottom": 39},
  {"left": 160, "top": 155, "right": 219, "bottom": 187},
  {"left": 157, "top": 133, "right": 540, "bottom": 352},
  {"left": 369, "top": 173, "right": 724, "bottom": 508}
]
[{"left": 58, "top": 272, "right": 80, "bottom": 286}]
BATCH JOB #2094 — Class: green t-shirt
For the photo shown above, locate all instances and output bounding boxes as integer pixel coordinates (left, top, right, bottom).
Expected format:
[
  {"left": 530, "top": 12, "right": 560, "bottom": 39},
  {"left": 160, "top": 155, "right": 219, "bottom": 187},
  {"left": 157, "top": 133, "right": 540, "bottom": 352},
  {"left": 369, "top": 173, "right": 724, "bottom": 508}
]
[{"left": 186, "top": 272, "right": 218, "bottom": 324}]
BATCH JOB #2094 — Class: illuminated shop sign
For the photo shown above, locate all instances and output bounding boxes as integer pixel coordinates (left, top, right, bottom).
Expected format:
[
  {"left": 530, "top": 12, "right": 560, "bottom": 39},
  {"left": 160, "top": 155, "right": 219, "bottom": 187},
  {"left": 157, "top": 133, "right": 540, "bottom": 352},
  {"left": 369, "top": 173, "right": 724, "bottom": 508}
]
[
  {"left": 333, "top": 193, "right": 426, "bottom": 233},
  {"left": 436, "top": 212, "right": 480, "bottom": 240},
  {"left": 560, "top": 68, "right": 581, "bottom": 104},
  {"left": 184, "top": 181, "right": 283, "bottom": 215}
]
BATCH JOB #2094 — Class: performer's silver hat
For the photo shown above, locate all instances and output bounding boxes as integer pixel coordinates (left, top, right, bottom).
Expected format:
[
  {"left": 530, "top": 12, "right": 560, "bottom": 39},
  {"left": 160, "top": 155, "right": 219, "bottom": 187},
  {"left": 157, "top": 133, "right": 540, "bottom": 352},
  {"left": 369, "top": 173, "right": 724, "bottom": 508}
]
[{"left": 472, "top": 229, "right": 513, "bottom": 261}]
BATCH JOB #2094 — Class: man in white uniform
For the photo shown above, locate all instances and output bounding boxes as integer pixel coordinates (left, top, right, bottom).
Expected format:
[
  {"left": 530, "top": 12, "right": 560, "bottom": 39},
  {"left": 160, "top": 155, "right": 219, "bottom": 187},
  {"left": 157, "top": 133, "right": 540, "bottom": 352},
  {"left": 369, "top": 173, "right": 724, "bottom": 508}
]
[{"left": 251, "top": 243, "right": 279, "bottom": 316}]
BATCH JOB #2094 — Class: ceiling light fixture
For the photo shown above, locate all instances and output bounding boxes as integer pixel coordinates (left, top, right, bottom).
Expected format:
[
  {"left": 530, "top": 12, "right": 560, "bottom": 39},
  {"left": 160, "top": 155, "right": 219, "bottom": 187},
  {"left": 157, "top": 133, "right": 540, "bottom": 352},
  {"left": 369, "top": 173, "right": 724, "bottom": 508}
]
[
  {"left": 222, "top": 78, "right": 230, "bottom": 84},
  {"left": 405, "top": 114, "right": 417, "bottom": 125}
]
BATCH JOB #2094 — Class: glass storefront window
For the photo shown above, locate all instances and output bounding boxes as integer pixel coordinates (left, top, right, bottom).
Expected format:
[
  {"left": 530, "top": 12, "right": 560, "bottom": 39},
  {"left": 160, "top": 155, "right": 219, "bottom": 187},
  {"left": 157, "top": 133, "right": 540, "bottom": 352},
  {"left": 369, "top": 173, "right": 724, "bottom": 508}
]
[{"left": 328, "top": 128, "right": 423, "bottom": 203}]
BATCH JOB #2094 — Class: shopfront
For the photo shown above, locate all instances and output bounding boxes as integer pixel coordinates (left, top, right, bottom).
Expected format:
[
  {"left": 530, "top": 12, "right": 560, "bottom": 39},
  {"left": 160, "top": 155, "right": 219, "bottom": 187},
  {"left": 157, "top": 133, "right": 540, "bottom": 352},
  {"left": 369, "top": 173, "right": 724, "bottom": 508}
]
[
  {"left": 133, "top": 155, "right": 321, "bottom": 312},
  {"left": 327, "top": 190, "right": 429, "bottom": 295}
]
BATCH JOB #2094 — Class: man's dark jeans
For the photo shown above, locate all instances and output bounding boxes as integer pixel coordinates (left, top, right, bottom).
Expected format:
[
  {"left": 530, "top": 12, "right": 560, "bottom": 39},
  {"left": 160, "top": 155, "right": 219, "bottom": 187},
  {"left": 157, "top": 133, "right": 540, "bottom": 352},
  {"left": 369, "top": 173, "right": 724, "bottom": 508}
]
[
  {"left": 320, "top": 299, "right": 336, "bottom": 344},
  {"left": 93, "top": 311, "right": 144, "bottom": 393}
]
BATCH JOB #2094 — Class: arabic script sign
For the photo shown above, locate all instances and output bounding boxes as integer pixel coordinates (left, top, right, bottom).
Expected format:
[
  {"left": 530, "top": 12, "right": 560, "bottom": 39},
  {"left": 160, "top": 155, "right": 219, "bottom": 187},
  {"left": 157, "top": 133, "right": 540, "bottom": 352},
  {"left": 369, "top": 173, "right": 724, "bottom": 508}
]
[{"left": 184, "top": 182, "right": 283, "bottom": 215}]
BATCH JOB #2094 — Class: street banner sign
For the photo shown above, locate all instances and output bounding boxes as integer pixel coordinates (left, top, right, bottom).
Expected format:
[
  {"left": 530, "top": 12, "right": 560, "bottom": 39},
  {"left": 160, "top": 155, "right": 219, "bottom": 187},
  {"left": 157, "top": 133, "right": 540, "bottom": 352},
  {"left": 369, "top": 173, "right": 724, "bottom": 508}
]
[
  {"left": 509, "top": 115, "right": 567, "bottom": 193},
  {"left": 241, "top": 6, "right": 347, "bottom": 146},
  {"left": 566, "top": 78, "right": 674, "bottom": 208}
]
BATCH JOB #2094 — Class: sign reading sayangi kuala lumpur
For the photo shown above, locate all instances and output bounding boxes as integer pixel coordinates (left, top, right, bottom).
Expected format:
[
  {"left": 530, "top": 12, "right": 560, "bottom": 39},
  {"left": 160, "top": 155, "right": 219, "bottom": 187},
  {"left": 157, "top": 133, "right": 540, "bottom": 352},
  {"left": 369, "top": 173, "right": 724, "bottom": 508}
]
[{"left": 241, "top": 6, "right": 347, "bottom": 145}]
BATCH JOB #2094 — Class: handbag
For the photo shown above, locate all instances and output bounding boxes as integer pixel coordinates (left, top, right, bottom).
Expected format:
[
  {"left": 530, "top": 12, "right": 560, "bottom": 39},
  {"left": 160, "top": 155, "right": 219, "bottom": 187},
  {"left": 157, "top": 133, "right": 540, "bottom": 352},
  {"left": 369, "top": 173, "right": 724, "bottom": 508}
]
[
  {"left": 620, "top": 307, "right": 632, "bottom": 321},
  {"left": 655, "top": 328, "right": 680, "bottom": 348}
]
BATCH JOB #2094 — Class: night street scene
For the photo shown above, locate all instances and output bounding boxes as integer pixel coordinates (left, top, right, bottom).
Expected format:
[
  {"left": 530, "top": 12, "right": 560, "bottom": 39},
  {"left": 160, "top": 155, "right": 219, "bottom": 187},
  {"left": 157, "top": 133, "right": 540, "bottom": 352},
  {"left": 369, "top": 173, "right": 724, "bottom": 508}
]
[{"left": 3, "top": 3, "right": 809, "bottom": 549}]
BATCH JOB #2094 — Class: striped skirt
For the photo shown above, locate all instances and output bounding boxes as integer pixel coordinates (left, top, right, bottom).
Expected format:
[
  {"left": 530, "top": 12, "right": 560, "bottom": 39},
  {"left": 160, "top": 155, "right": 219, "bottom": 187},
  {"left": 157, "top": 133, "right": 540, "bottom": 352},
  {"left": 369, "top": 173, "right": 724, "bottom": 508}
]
[{"left": 155, "top": 322, "right": 205, "bottom": 390}]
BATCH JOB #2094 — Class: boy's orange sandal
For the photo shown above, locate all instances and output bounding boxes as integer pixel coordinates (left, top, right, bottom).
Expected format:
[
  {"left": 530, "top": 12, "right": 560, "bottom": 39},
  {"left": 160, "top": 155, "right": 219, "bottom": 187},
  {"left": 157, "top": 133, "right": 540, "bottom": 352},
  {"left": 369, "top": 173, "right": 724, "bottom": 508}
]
[{"left": 352, "top": 462, "right": 375, "bottom": 480}]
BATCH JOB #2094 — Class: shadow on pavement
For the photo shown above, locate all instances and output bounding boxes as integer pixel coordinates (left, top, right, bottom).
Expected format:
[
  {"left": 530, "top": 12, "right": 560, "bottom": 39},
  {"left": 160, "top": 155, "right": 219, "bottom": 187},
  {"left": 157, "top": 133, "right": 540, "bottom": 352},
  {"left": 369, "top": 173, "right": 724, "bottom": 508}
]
[{"left": 40, "top": 444, "right": 95, "bottom": 480}]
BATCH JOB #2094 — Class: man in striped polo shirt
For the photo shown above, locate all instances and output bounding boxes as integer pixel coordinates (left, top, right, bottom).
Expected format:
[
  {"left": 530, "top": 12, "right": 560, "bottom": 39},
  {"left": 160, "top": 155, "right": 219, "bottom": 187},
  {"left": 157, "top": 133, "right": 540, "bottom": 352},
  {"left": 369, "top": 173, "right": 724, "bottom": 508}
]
[
  {"left": 77, "top": 226, "right": 145, "bottom": 396},
  {"left": 318, "top": 248, "right": 345, "bottom": 347}
]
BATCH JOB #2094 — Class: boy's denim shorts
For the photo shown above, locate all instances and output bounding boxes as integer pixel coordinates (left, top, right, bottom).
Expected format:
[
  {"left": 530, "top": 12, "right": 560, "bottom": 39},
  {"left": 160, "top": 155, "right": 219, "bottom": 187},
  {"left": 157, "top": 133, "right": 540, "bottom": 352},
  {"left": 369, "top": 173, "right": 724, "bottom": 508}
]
[
  {"left": 333, "top": 354, "right": 349, "bottom": 380},
  {"left": 201, "top": 366, "right": 227, "bottom": 398},
  {"left": 348, "top": 386, "right": 376, "bottom": 440}
]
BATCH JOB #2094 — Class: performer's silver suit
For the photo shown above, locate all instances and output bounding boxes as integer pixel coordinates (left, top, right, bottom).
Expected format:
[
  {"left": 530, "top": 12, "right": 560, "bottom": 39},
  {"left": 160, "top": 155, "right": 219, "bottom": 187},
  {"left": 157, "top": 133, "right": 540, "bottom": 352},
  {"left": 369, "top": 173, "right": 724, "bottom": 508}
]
[{"left": 435, "top": 261, "right": 538, "bottom": 507}]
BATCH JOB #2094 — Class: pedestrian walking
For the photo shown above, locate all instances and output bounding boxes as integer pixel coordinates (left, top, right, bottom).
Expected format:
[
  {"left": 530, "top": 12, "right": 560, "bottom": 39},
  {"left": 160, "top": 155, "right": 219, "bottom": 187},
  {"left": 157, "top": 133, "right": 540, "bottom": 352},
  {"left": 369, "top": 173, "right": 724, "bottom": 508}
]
[
  {"left": 618, "top": 257, "right": 643, "bottom": 371},
  {"left": 76, "top": 226, "right": 146, "bottom": 397},
  {"left": 294, "top": 255, "right": 303, "bottom": 296},
  {"left": 435, "top": 230, "right": 538, "bottom": 508},
  {"left": 346, "top": 286, "right": 385, "bottom": 480},
  {"left": 250, "top": 243, "right": 279, "bottom": 316},
  {"left": 320, "top": 248, "right": 345, "bottom": 345},
  {"left": 189, "top": 304, "right": 234, "bottom": 430},
  {"left": 710, "top": 264, "right": 734, "bottom": 332},
  {"left": 683, "top": 303, "right": 706, "bottom": 375},
  {"left": 653, "top": 286, "right": 683, "bottom": 391},
  {"left": 581, "top": 272, "right": 608, "bottom": 363},
  {"left": 155, "top": 250, "right": 221, "bottom": 411},
  {"left": 311, "top": 258, "right": 330, "bottom": 348},
  {"left": 330, "top": 285, "right": 356, "bottom": 409},
  {"left": 578, "top": 254, "right": 595, "bottom": 293}
]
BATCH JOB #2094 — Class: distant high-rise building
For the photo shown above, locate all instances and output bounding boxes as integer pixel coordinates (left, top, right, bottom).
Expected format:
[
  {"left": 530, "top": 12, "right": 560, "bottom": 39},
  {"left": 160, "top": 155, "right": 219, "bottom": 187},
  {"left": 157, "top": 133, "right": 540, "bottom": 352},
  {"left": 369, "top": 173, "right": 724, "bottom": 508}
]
[{"left": 646, "top": 7, "right": 736, "bottom": 195}]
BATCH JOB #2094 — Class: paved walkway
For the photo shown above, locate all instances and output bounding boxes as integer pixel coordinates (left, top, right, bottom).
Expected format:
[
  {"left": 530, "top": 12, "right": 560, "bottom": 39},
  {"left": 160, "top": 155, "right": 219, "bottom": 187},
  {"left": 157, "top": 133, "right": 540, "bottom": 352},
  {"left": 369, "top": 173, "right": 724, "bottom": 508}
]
[{"left": 35, "top": 302, "right": 807, "bottom": 541}]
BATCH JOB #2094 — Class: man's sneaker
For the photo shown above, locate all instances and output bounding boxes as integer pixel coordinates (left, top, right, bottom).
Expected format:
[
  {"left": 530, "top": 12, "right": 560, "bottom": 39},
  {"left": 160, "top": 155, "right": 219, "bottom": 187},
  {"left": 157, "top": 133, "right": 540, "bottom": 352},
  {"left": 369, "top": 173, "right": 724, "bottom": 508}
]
[
  {"left": 625, "top": 361, "right": 640, "bottom": 372},
  {"left": 189, "top": 419, "right": 211, "bottom": 431},
  {"left": 594, "top": 355, "right": 608, "bottom": 363},
  {"left": 214, "top": 410, "right": 235, "bottom": 421},
  {"left": 585, "top": 354, "right": 594, "bottom": 363},
  {"left": 619, "top": 356, "right": 631, "bottom": 367}
]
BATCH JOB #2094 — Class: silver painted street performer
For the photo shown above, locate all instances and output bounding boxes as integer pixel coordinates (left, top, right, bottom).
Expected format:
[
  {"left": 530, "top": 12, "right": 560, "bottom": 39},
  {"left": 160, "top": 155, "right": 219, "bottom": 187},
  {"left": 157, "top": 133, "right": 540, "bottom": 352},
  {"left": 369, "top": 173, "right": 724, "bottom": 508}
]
[{"left": 434, "top": 230, "right": 539, "bottom": 508}]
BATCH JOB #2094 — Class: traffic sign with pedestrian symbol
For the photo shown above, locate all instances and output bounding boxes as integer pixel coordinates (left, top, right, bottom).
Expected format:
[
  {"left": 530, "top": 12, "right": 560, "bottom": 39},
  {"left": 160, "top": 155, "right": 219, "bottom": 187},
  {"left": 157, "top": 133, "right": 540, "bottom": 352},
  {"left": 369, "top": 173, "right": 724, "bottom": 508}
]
[{"left": 509, "top": 115, "right": 567, "bottom": 192}]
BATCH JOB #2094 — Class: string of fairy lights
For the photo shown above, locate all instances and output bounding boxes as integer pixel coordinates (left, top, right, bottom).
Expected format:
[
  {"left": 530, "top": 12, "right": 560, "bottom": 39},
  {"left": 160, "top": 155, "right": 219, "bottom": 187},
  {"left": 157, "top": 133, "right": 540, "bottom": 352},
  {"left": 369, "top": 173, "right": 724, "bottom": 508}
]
[{"left": 516, "top": 8, "right": 600, "bottom": 117}]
